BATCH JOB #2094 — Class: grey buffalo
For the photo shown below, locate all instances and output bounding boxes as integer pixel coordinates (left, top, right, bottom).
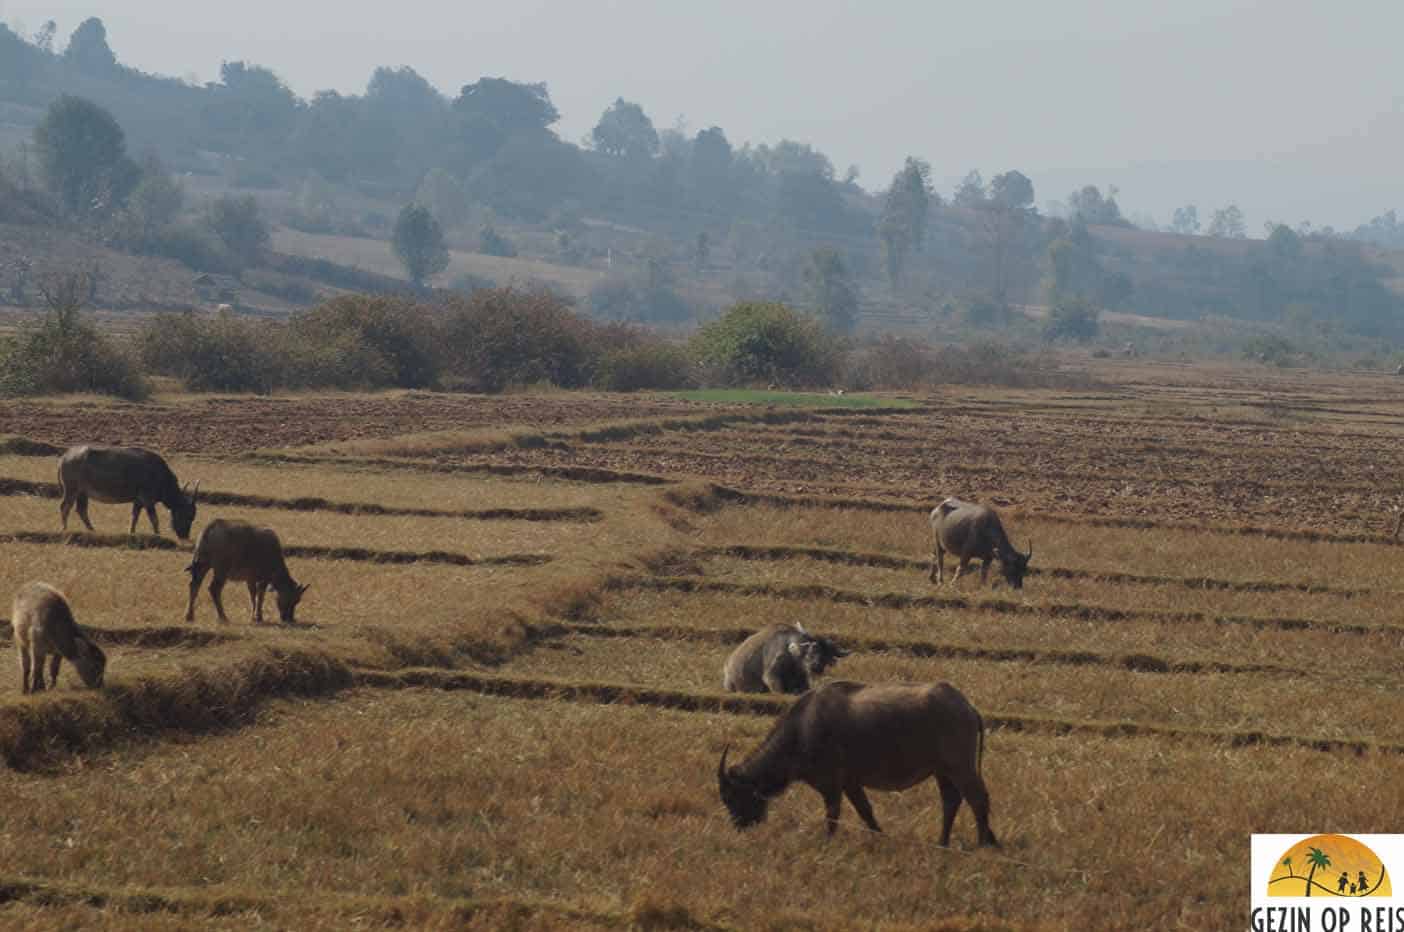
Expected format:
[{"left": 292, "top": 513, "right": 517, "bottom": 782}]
[
  {"left": 58, "top": 445, "right": 199, "bottom": 540},
  {"left": 12, "top": 582, "right": 106, "bottom": 693},
  {"left": 718, "top": 680, "right": 999, "bottom": 846},
  {"left": 928, "top": 497, "right": 1032, "bottom": 589},
  {"left": 185, "top": 519, "right": 309, "bottom": 624},
  {"left": 722, "top": 623, "right": 846, "bottom": 695}
]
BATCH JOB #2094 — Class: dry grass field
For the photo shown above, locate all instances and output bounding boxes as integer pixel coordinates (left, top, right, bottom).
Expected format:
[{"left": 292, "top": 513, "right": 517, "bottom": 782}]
[{"left": 1, "top": 358, "right": 1403, "bottom": 930}]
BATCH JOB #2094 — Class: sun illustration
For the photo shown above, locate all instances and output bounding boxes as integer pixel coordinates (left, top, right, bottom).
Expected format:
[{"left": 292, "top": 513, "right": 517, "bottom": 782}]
[{"left": 1268, "top": 835, "right": 1391, "bottom": 897}]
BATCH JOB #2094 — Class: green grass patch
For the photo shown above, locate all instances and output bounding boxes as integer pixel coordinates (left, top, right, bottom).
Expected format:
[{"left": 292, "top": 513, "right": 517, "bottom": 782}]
[{"left": 662, "top": 389, "right": 916, "bottom": 408}]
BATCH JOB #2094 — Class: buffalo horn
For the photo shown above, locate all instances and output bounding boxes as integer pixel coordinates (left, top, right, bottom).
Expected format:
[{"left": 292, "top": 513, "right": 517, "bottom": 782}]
[
  {"left": 718, "top": 745, "right": 731, "bottom": 783},
  {"left": 1026, "top": 539, "right": 1033, "bottom": 559}
]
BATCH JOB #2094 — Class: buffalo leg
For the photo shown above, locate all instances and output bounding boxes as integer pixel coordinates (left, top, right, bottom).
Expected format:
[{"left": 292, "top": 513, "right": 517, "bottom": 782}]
[
  {"left": 130, "top": 502, "right": 142, "bottom": 535},
  {"left": 951, "top": 557, "right": 970, "bottom": 584},
  {"left": 208, "top": 573, "right": 230, "bottom": 624},
  {"left": 248, "top": 582, "right": 263, "bottom": 624},
  {"left": 185, "top": 563, "right": 210, "bottom": 621},
  {"left": 845, "top": 784, "right": 882, "bottom": 833},
  {"left": 19, "top": 647, "right": 31, "bottom": 695},
  {"left": 930, "top": 544, "right": 944, "bottom": 584},
  {"left": 821, "top": 786, "right": 844, "bottom": 835},
  {"left": 59, "top": 493, "right": 74, "bottom": 531},
  {"left": 979, "top": 559, "right": 991, "bottom": 585},
  {"left": 144, "top": 502, "right": 161, "bottom": 535},
  {"left": 47, "top": 654, "right": 61, "bottom": 689},
  {"left": 936, "top": 775, "right": 963, "bottom": 846},
  {"left": 27, "top": 648, "right": 45, "bottom": 693},
  {"left": 75, "top": 495, "right": 94, "bottom": 531},
  {"left": 953, "top": 772, "right": 999, "bottom": 848}
]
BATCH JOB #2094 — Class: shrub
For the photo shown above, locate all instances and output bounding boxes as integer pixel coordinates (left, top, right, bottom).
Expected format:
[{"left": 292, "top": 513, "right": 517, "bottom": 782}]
[
  {"left": 439, "top": 288, "right": 594, "bottom": 392},
  {"left": 690, "top": 301, "right": 840, "bottom": 388},
  {"left": 1, "top": 305, "right": 147, "bottom": 399},
  {"left": 138, "top": 309, "right": 279, "bottom": 393},
  {"left": 479, "top": 226, "right": 517, "bottom": 258},
  {"left": 843, "top": 335, "right": 933, "bottom": 390},
  {"left": 150, "top": 225, "right": 241, "bottom": 273},
  {"left": 594, "top": 342, "right": 696, "bottom": 392},
  {"left": 1045, "top": 296, "right": 1101, "bottom": 343},
  {"left": 290, "top": 294, "right": 440, "bottom": 388}
]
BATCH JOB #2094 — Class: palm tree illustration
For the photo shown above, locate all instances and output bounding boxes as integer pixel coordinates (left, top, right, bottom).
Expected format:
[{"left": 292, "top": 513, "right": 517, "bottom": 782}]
[
  {"left": 1304, "top": 847, "right": 1332, "bottom": 896},
  {"left": 1281, "top": 857, "right": 1294, "bottom": 878}
]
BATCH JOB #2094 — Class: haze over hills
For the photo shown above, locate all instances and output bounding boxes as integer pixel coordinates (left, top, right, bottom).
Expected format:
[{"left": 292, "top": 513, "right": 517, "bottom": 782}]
[
  {"left": 3, "top": 8, "right": 1404, "bottom": 363},
  {"left": 3, "top": 1, "right": 1401, "bottom": 230}
]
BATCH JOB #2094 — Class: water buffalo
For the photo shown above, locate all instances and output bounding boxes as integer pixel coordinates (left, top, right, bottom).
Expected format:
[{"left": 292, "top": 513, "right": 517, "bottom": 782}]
[
  {"left": 12, "top": 582, "right": 106, "bottom": 693},
  {"left": 58, "top": 445, "right": 199, "bottom": 540},
  {"left": 718, "top": 680, "right": 998, "bottom": 847},
  {"left": 928, "top": 497, "right": 1032, "bottom": 589},
  {"left": 722, "top": 623, "right": 847, "bottom": 695},
  {"left": 185, "top": 519, "right": 308, "bottom": 624}
]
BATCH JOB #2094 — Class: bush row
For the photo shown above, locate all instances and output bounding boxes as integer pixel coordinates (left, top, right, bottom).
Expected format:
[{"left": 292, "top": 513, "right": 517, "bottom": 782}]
[{"left": 3, "top": 289, "right": 1074, "bottom": 399}]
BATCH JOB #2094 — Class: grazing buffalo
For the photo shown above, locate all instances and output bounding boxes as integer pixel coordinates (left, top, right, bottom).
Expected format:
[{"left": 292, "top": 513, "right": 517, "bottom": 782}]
[
  {"left": 12, "top": 582, "right": 106, "bottom": 693},
  {"left": 722, "top": 623, "right": 847, "bottom": 695},
  {"left": 58, "top": 445, "right": 199, "bottom": 540},
  {"left": 928, "top": 497, "right": 1032, "bottom": 589},
  {"left": 185, "top": 519, "right": 309, "bottom": 624},
  {"left": 718, "top": 680, "right": 998, "bottom": 847}
]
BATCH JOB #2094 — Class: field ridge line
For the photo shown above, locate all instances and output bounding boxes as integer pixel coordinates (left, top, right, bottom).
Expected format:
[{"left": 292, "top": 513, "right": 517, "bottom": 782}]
[
  {"left": 604, "top": 574, "right": 1390, "bottom": 637},
  {"left": 540, "top": 621, "right": 1310, "bottom": 678},
  {"left": 696, "top": 543, "right": 1373, "bottom": 597},
  {"left": 349, "top": 668, "right": 1403, "bottom": 757},
  {"left": 0, "top": 476, "right": 603, "bottom": 522}
]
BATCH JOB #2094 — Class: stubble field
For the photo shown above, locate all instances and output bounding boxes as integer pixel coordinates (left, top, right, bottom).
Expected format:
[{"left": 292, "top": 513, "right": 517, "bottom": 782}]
[{"left": 1, "top": 359, "right": 1402, "bottom": 930}]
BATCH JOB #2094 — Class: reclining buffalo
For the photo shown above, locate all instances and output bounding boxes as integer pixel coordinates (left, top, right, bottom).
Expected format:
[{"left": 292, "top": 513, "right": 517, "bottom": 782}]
[{"left": 722, "top": 622, "right": 847, "bottom": 695}]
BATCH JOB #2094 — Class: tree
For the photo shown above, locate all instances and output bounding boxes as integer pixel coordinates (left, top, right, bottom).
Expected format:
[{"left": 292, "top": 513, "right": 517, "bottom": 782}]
[
  {"left": 112, "top": 155, "right": 184, "bottom": 251},
  {"left": 690, "top": 126, "right": 733, "bottom": 201},
  {"left": 1067, "top": 185, "right": 1126, "bottom": 226},
  {"left": 804, "top": 247, "right": 859, "bottom": 333},
  {"left": 33, "top": 95, "right": 138, "bottom": 216},
  {"left": 989, "top": 170, "right": 1034, "bottom": 210},
  {"left": 879, "top": 157, "right": 934, "bottom": 289},
  {"left": 393, "top": 203, "right": 449, "bottom": 287},
  {"left": 691, "top": 301, "right": 839, "bottom": 387},
  {"left": 1303, "top": 846, "right": 1332, "bottom": 897},
  {"left": 590, "top": 97, "right": 659, "bottom": 160},
  {"left": 1208, "top": 204, "right": 1246, "bottom": 238},
  {"left": 1171, "top": 205, "right": 1200, "bottom": 235},
  {"left": 63, "top": 17, "right": 117, "bottom": 75},
  {"left": 416, "top": 168, "right": 470, "bottom": 230},
  {"left": 980, "top": 170, "right": 1036, "bottom": 308},
  {"left": 205, "top": 194, "right": 270, "bottom": 264},
  {"left": 1267, "top": 223, "right": 1302, "bottom": 259},
  {"left": 1044, "top": 296, "right": 1100, "bottom": 343},
  {"left": 453, "top": 77, "right": 559, "bottom": 139},
  {"left": 952, "top": 170, "right": 986, "bottom": 208}
]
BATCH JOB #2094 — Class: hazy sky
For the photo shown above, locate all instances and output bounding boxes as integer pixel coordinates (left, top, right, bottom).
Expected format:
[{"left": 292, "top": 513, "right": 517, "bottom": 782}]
[{"left": 3, "top": 0, "right": 1401, "bottom": 231}]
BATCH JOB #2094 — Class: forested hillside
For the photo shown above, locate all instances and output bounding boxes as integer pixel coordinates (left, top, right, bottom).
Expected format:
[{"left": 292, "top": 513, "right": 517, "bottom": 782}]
[{"left": 3, "top": 16, "right": 1404, "bottom": 351}]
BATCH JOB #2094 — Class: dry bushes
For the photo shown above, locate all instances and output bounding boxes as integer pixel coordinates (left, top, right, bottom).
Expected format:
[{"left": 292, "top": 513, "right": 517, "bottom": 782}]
[{"left": 844, "top": 336, "right": 1082, "bottom": 390}]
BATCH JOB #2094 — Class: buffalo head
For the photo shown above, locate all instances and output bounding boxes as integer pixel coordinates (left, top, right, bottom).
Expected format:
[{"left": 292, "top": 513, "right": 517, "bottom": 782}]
[
  {"left": 1000, "top": 540, "right": 1033, "bottom": 590},
  {"left": 276, "top": 582, "right": 310, "bottom": 624},
  {"left": 172, "top": 481, "right": 200, "bottom": 541},
  {"left": 718, "top": 746, "right": 768, "bottom": 829}
]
